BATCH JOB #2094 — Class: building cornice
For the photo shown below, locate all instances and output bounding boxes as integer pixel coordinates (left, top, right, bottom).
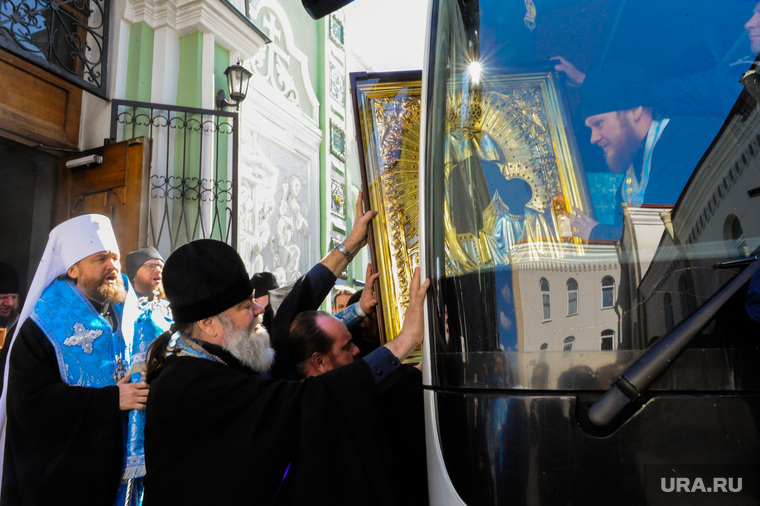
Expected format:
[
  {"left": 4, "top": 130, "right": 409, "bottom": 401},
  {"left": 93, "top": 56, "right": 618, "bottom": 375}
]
[
  {"left": 627, "top": 206, "right": 671, "bottom": 226},
  {"left": 511, "top": 242, "right": 621, "bottom": 272},
  {"left": 127, "top": 0, "right": 269, "bottom": 59}
]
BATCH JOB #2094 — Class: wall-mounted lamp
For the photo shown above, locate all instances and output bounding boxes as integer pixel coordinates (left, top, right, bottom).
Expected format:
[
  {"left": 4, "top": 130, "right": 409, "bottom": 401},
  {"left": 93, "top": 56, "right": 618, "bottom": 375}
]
[
  {"left": 65, "top": 154, "right": 103, "bottom": 169},
  {"left": 216, "top": 60, "right": 253, "bottom": 110}
]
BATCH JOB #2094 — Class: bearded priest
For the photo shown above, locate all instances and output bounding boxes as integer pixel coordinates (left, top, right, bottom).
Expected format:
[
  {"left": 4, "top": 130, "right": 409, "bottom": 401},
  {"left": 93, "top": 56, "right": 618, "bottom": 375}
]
[{"left": 0, "top": 214, "right": 148, "bottom": 506}]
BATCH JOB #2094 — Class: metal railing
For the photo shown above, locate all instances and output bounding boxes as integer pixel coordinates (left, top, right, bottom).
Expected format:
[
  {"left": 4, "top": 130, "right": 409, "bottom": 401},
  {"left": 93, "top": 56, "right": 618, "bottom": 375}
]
[
  {"left": 110, "top": 99, "right": 238, "bottom": 253},
  {"left": 0, "top": 0, "right": 110, "bottom": 96}
]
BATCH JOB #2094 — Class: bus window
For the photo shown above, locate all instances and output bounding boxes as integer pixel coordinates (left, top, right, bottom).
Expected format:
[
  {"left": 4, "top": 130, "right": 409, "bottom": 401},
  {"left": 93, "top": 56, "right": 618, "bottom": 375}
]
[
  {"left": 425, "top": 0, "right": 760, "bottom": 386},
  {"left": 422, "top": 2, "right": 760, "bottom": 501}
]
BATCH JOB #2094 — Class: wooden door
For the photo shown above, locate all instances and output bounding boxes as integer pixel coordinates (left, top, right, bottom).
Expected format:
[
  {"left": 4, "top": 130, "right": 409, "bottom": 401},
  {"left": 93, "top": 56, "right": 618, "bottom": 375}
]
[{"left": 56, "top": 137, "right": 151, "bottom": 253}]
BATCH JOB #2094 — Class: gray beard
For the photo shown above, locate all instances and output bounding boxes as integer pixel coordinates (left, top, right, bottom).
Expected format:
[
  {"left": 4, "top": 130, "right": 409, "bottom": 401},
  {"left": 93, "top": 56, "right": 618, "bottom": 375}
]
[{"left": 218, "top": 314, "right": 275, "bottom": 373}]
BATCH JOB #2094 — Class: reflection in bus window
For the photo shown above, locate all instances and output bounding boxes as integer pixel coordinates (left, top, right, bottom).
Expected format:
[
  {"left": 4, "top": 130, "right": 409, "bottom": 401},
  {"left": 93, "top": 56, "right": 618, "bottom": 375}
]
[
  {"left": 570, "top": 62, "right": 720, "bottom": 242},
  {"left": 566, "top": 278, "right": 578, "bottom": 316},
  {"left": 728, "top": 214, "right": 750, "bottom": 257},
  {"left": 601, "top": 276, "right": 615, "bottom": 309},
  {"left": 678, "top": 274, "right": 696, "bottom": 321},
  {"left": 600, "top": 329, "right": 614, "bottom": 351},
  {"left": 426, "top": 0, "right": 760, "bottom": 377},
  {"left": 664, "top": 292, "right": 675, "bottom": 333},
  {"left": 540, "top": 278, "right": 551, "bottom": 321}
]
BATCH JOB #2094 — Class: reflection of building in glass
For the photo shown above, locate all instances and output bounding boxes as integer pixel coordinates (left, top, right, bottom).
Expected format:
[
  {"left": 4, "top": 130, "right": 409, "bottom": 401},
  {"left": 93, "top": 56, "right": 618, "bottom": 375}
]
[
  {"left": 511, "top": 242, "right": 621, "bottom": 352},
  {"left": 620, "top": 99, "right": 760, "bottom": 348}
]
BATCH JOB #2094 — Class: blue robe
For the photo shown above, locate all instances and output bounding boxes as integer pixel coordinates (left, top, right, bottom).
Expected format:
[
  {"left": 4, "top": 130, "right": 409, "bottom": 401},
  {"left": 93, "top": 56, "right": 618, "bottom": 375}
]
[{"left": 1, "top": 279, "right": 126, "bottom": 505}]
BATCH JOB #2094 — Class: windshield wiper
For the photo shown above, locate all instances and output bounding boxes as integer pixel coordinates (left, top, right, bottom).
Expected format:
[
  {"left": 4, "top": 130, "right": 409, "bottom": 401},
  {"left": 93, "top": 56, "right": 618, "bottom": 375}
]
[{"left": 587, "top": 257, "right": 760, "bottom": 427}]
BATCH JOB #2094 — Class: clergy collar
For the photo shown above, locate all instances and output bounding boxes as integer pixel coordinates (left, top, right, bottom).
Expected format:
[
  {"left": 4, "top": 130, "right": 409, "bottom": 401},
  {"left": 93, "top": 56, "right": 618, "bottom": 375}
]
[{"left": 631, "top": 142, "right": 646, "bottom": 182}]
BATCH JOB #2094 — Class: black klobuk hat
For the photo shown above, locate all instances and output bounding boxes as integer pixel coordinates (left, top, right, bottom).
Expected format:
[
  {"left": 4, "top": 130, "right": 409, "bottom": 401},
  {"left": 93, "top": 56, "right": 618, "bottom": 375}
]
[{"left": 163, "top": 239, "right": 252, "bottom": 323}]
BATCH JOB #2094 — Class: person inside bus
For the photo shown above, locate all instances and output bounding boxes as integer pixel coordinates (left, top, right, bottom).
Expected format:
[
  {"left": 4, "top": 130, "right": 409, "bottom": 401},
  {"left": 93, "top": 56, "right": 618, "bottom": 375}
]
[
  {"left": 552, "top": 1, "right": 760, "bottom": 122},
  {"left": 568, "top": 62, "right": 717, "bottom": 241}
]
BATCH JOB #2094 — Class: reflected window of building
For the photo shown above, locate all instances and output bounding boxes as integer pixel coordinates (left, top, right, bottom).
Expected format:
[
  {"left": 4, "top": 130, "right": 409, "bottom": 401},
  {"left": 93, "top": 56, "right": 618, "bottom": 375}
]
[
  {"left": 563, "top": 336, "right": 575, "bottom": 351},
  {"left": 541, "top": 278, "right": 551, "bottom": 321},
  {"left": 601, "top": 329, "right": 614, "bottom": 350},
  {"left": 567, "top": 278, "right": 578, "bottom": 316},
  {"left": 725, "top": 214, "right": 750, "bottom": 257},
  {"left": 601, "top": 276, "right": 615, "bottom": 309},
  {"left": 540, "top": 343, "right": 548, "bottom": 351}
]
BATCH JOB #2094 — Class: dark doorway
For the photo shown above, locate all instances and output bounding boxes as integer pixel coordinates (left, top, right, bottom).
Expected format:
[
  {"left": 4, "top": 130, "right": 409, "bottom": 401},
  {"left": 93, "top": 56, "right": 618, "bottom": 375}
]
[{"left": 0, "top": 139, "right": 59, "bottom": 298}]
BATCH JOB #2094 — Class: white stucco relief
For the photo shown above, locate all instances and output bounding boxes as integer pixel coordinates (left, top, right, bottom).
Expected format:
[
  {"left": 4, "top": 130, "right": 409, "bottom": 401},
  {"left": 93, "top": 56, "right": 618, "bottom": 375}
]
[
  {"left": 271, "top": 174, "right": 310, "bottom": 284},
  {"left": 249, "top": 0, "right": 320, "bottom": 120},
  {"left": 239, "top": 131, "right": 316, "bottom": 285},
  {"left": 238, "top": 0, "right": 322, "bottom": 286},
  {"left": 238, "top": 140, "right": 275, "bottom": 276}
]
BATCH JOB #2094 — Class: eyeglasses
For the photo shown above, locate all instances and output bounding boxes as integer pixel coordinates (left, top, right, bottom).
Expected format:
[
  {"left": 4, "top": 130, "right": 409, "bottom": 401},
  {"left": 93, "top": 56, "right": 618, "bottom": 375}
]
[{"left": 142, "top": 261, "right": 164, "bottom": 272}]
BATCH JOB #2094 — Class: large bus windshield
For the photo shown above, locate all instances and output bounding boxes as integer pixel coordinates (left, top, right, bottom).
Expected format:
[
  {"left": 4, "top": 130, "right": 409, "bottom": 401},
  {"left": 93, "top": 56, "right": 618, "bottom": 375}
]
[{"left": 423, "top": 0, "right": 760, "bottom": 391}]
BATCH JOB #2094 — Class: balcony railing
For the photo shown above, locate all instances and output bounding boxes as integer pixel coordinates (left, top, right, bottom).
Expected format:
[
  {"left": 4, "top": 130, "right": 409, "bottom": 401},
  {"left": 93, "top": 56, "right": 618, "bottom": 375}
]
[
  {"left": 0, "top": 0, "right": 109, "bottom": 96},
  {"left": 110, "top": 99, "right": 239, "bottom": 253}
]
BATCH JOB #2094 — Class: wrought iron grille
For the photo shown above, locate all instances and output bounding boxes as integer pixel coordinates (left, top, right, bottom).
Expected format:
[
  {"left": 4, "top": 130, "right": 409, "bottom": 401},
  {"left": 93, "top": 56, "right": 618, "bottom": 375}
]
[
  {"left": 110, "top": 99, "right": 239, "bottom": 253},
  {"left": 0, "top": 0, "right": 109, "bottom": 96}
]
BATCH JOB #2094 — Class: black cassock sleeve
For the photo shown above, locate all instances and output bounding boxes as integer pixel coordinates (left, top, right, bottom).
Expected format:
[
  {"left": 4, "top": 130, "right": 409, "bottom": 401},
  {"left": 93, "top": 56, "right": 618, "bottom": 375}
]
[
  {"left": 269, "top": 263, "right": 337, "bottom": 380},
  {"left": 277, "top": 362, "right": 424, "bottom": 506}
]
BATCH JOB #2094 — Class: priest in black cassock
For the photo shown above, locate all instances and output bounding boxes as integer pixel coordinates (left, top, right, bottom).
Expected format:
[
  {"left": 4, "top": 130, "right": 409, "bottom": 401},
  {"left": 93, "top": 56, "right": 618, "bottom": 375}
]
[
  {"left": 0, "top": 214, "right": 149, "bottom": 506},
  {"left": 142, "top": 238, "right": 430, "bottom": 505}
]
